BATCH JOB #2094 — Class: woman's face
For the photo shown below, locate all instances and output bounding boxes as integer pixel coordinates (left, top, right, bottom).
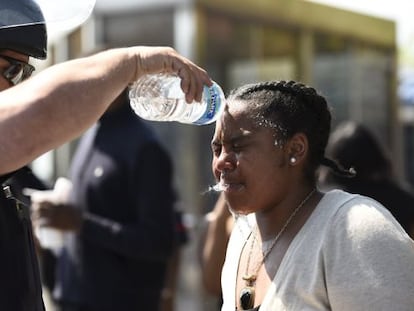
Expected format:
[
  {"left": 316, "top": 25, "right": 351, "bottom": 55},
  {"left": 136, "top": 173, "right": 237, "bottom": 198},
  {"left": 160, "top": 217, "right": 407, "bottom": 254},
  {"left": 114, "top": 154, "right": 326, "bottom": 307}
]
[{"left": 211, "top": 100, "right": 293, "bottom": 214}]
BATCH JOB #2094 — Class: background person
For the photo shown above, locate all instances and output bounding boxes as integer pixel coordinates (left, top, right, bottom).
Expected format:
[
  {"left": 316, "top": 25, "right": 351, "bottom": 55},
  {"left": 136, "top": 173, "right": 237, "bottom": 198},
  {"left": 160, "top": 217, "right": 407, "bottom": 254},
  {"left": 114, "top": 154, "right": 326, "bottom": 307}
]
[
  {"left": 198, "top": 193, "right": 233, "bottom": 310},
  {"left": 319, "top": 121, "right": 414, "bottom": 238},
  {"left": 160, "top": 207, "right": 189, "bottom": 311},
  {"left": 200, "top": 193, "right": 233, "bottom": 297},
  {"left": 31, "top": 89, "right": 178, "bottom": 311}
]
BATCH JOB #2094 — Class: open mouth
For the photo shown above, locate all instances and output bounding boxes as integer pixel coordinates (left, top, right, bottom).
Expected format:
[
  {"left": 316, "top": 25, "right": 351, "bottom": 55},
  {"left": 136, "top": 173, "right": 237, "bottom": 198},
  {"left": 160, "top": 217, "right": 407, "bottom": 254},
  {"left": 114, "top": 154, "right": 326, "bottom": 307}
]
[
  {"left": 209, "top": 183, "right": 224, "bottom": 192},
  {"left": 216, "top": 180, "right": 244, "bottom": 192}
]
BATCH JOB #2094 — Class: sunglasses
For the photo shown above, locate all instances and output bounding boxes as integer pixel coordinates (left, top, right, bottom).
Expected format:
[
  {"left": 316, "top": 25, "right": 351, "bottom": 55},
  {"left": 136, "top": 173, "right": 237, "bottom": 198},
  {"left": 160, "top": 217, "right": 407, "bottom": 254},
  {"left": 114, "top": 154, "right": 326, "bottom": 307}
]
[{"left": 0, "top": 55, "right": 35, "bottom": 85}]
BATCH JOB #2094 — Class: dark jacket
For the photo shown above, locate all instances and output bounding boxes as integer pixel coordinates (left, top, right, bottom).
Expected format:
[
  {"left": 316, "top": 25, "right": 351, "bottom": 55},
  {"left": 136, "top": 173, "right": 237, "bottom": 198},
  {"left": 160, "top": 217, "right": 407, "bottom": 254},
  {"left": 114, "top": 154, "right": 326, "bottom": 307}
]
[
  {"left": 54, "top": 102, "right": 176, "bottom": 310},
  {"left": 0, "top": 168, "right": 45, "bottom": 311}
]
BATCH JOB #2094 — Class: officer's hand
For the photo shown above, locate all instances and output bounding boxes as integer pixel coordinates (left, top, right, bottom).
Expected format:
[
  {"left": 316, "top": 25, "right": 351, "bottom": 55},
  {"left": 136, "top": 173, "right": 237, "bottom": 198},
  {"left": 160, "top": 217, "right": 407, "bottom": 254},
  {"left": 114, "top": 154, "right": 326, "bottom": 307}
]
[{"left": 131, "top": 46, "right": 212, "bottom": 103}]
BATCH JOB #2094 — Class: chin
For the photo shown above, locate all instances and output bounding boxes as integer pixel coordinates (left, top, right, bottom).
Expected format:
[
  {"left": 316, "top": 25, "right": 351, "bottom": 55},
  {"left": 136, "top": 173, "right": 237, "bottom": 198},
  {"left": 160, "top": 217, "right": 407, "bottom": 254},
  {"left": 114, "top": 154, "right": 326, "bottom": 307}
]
[
  {"left": 226, "top": 197, "right": 255, "bottom": 215},
  {"left": 234, "top": 209, "right": 255, "bottom": 216}
]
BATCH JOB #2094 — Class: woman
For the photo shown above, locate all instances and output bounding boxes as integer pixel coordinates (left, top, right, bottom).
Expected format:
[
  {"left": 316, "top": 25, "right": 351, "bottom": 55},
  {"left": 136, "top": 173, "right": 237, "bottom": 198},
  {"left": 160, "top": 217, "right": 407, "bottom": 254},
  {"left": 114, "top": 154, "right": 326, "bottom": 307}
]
[
  {"left": 319, "top": 121, "right": 414, "bottom": 237},
  {"left": 210, "top": 80, "right": 414, "bottom": 311}
]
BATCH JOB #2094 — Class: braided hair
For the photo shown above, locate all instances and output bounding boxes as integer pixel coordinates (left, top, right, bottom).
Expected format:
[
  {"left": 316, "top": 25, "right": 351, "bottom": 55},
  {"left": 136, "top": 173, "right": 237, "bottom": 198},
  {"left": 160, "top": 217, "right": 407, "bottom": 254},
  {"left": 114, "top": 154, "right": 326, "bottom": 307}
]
[{"left": 227, "top": 80, "right": 354, "bottom": 182}]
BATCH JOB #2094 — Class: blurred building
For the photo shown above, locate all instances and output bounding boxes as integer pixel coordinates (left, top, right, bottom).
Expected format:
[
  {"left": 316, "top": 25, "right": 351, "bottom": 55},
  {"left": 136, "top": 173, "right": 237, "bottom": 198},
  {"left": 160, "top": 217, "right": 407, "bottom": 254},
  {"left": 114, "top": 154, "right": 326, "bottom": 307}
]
[
  {"left": 399, "top": 70, "right": 414, "bottom": 185},
  {"left": 34, "top": 0, "right": 398, "bottom": 309},
  {"left": 40, "top": 0, "right": 399, "bottom": 211}
]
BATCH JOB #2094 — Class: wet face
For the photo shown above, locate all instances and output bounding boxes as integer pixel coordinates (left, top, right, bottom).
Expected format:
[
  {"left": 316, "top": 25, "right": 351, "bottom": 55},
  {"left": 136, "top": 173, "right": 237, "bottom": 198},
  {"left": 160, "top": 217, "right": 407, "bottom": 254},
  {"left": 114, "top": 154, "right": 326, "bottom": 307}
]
[
  {"left": 211, "top": 100, "right": 293, "bottom": 214},
  {"left": 0, "top": 50, "right": 31, "bottom": 91}
]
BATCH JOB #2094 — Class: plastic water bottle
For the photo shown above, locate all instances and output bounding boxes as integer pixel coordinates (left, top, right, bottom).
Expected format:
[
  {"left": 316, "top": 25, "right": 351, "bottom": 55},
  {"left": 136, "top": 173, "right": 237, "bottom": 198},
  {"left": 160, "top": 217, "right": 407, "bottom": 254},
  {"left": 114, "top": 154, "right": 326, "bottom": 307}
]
[{"left": 129, "top": 73, "right": 225, "bottom": 125}]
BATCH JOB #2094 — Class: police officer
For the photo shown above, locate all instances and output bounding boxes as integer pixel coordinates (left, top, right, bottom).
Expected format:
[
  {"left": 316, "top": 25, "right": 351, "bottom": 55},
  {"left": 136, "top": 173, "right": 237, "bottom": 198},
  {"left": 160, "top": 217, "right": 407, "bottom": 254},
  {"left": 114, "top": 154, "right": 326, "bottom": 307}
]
[
  {"left": 0, "top": 1, "right": 211, "bottom": 310},
  {"left": 0, "top": 1, "right": 48, "bottom": 309}
]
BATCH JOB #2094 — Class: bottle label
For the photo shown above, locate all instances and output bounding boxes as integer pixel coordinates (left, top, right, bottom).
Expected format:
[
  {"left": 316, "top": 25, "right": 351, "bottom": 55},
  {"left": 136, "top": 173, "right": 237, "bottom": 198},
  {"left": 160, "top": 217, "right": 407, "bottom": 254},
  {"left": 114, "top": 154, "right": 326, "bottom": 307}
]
[{"left": 194, "top": 84, "right": 222, "bottom": 125}]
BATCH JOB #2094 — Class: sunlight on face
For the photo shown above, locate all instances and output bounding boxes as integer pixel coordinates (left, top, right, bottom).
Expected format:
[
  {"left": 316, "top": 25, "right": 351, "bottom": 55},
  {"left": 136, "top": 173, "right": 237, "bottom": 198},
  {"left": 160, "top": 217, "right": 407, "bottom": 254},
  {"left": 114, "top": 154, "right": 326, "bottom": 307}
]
[{"left": 211, "top": 101, "right": 291, "bottom": 215}]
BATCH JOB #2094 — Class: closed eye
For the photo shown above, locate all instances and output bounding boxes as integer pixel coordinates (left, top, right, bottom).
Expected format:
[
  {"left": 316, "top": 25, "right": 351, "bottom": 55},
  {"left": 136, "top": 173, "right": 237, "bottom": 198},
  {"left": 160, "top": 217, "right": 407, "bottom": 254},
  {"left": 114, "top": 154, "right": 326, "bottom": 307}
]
[
  {"left": 232, "top": 142, "right": 244, "bottom": 152},
  {"left": 211, "top": 142, "right": 222, "bottom": 157}
]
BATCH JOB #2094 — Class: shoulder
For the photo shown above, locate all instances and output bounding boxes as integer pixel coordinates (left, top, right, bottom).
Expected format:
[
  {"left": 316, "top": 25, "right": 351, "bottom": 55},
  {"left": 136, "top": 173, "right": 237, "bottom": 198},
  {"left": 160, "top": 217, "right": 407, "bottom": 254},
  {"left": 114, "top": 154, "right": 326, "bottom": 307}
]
[
  {"left": 314, "top": 191, "right": 414, "bottom": 309},
  {"left": 319, "top": 190, "right": 412, "bottom": 250},
  {"left": 320, "top": 189, "right": 395, "bottom": 221}
]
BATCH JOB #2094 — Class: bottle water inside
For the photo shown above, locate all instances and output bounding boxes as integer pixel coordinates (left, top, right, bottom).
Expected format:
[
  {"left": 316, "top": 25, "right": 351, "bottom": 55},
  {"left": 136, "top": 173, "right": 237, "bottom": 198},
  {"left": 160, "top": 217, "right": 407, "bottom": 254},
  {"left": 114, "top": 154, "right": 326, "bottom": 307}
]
[{"left": 129, "top": 73, "right": 225, "bottom": 125}]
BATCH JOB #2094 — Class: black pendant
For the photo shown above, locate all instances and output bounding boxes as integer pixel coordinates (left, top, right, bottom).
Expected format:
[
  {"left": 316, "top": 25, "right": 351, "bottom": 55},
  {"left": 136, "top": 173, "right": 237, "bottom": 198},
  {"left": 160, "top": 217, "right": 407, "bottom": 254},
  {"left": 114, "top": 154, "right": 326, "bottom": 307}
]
[{"left": 240, "top": 286, "right": 255, "bottom": 310}]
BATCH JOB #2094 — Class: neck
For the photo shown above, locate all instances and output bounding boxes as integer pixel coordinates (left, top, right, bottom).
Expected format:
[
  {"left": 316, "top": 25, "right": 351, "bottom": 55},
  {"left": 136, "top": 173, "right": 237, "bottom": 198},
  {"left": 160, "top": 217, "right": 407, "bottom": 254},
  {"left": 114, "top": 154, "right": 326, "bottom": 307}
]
[
  {"left": 237, "top": 187, "right": 319, "bottom": 310},
  {"left": 254, "top": 186, "right": 317, "bottom": 241}
]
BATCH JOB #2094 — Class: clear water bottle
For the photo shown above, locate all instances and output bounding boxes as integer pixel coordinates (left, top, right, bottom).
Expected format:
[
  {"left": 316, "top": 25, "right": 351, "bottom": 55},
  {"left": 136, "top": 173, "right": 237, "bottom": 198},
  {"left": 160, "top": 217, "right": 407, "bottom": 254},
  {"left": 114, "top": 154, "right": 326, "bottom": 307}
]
[{"left": 129, "top": 73, "right": 225, "bottom": 125}]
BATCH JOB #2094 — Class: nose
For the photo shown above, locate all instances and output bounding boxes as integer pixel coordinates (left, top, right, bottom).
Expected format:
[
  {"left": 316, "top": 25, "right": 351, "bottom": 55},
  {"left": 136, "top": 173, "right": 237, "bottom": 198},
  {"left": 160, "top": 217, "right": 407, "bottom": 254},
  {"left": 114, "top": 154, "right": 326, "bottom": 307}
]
[{"left": 213, "top": 149, "right": 236, "bottom": 175}]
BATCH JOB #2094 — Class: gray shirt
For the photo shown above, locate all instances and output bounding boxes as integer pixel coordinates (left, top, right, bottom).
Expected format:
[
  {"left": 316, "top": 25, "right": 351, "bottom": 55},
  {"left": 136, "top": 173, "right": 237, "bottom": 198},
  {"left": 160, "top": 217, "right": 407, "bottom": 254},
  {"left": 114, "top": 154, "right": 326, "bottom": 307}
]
[{"left": 222, "top": 190, "right": 414, "bottom": 311}]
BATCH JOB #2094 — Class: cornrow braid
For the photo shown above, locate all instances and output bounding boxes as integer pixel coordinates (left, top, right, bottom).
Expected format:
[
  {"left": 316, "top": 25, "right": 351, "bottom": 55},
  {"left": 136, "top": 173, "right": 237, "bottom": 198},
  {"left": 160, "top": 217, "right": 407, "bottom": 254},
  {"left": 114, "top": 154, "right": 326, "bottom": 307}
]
[
  {"left": 320, "top": 157, "right": 357, "bottom": 178},
  {"left": 233, "top": 80, "right": 320, "bottom": 99},
  {"left": 228, "top": 80, "right": 350, "bottom": 182}
]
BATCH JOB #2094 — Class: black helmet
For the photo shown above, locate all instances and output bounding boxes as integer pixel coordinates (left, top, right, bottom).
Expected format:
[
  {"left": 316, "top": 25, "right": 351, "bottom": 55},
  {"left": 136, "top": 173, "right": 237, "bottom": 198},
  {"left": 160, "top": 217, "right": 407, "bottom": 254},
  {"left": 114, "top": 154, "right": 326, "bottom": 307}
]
[{"left": 0, "top": 0, "right": 47, "bottom": 59}]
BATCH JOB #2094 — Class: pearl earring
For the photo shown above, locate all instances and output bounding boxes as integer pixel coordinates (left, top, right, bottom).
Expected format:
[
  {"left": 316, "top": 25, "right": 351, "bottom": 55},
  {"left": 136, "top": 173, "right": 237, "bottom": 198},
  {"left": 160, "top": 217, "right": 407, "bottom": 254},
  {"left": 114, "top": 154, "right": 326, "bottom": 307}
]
[{"left": 290, "top": 157, "right": 297, "bottom": 164}]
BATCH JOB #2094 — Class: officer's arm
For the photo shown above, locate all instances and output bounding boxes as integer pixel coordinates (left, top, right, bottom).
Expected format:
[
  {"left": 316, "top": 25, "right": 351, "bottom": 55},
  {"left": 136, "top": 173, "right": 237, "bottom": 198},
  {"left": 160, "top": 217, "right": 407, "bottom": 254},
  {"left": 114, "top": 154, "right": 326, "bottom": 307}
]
[{"left": 0, "top": 46, "right": 211, "bottom": 175}]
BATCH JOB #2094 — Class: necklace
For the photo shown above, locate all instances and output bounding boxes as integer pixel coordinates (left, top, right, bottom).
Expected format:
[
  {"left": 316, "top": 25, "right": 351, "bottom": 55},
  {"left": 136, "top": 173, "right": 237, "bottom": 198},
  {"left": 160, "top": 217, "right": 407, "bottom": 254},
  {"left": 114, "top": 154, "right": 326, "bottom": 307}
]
[{"left": 239, "top": 188, "right": 316, "bottom": 310}]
